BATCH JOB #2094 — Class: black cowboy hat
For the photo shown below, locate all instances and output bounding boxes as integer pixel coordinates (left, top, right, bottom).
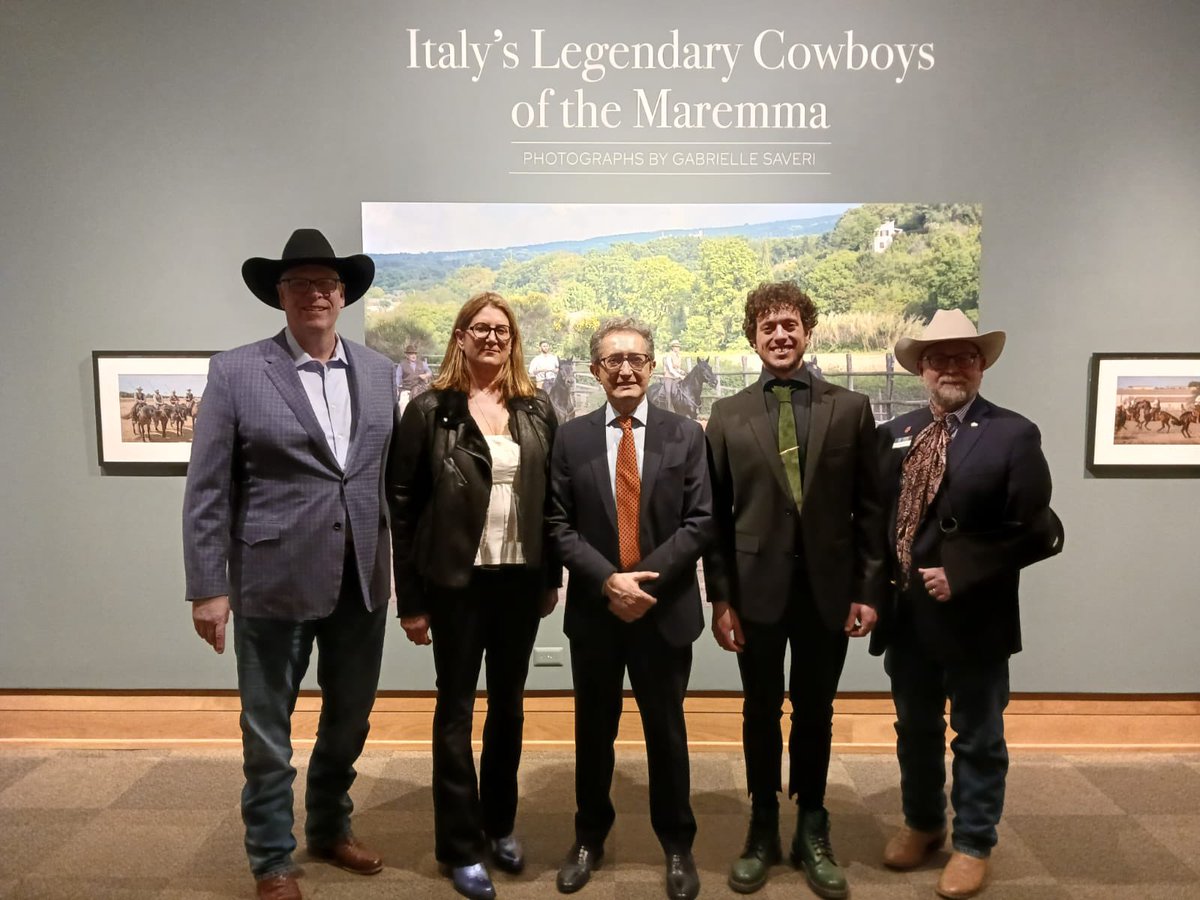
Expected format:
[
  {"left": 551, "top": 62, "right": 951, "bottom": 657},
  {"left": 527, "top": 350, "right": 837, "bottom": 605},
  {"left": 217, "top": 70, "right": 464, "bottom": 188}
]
[{"left": 241, "top": 228, "right": 375, "bottom": 309}]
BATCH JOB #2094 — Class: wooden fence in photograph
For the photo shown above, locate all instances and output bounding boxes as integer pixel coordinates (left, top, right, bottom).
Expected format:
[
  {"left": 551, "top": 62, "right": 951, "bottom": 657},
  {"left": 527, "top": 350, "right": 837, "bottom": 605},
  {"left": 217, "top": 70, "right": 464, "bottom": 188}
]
[{"left": 411, "top": 353, "right": 923, "bottom": 423}]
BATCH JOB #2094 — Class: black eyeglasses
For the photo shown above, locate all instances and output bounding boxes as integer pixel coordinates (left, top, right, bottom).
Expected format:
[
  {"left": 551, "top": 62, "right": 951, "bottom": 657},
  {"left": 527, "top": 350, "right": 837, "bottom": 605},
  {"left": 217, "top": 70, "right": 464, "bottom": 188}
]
[
  {"left": 921, "top": 351, "right": 981, "bottom": 370},
  {"left": 278, "top": 277, "right": 341, "bottom": 295},
  {"left": 597, "top": 353, "right": 652, "bottom": 372},
  {"left": 465, "top": 323, "right": 512, "bottom": 342}
]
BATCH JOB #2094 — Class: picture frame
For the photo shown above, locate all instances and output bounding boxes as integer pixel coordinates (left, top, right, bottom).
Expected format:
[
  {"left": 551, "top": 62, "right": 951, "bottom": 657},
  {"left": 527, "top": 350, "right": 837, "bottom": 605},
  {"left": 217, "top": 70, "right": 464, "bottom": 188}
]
[
  {"left": 92, "top": 351, "right": 215, "bottom": 474},
  {"left": 1086, "top": 353, "right": 1200, "bottom": 477}
]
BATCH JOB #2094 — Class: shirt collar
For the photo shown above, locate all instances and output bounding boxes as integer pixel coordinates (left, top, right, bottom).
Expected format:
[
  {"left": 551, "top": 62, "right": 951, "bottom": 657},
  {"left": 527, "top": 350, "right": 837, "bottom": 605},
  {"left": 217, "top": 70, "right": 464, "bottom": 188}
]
[
  {"left": 935, "top": 395, "right": 976, "bottom": 425},
  {"left": 606, "top": 395, "right": 649, "bottom": 427},
  {"left": 284, "top": 328, "right": 347, "bottom": 368},
  {"left": 758, "top": 365, "right": 811, "bottom": 391}
]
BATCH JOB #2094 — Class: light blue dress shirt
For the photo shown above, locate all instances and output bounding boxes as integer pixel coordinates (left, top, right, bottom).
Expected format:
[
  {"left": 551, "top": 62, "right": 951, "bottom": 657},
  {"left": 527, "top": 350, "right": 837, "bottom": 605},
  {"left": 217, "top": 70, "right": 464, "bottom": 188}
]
[
  {"left": 284, "top": 328, "right": 352, "bottom": 469},
  {"left": 604, "top": 396, "right": 648, "bottom": 497}
]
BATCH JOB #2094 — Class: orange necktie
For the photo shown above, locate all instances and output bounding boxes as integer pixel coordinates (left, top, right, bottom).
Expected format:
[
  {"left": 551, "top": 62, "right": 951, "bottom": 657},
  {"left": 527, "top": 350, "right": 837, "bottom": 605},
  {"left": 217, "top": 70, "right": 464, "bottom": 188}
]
[{"left": 616, "top": 415, "right": 641, "bottom": 569}]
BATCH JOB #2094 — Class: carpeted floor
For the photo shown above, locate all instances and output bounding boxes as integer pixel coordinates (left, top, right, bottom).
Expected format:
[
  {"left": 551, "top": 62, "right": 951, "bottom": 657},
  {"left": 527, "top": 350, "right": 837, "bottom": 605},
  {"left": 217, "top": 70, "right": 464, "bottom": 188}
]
[{"left": 0, "top": 748, "right": 1198, "bottom": 899}]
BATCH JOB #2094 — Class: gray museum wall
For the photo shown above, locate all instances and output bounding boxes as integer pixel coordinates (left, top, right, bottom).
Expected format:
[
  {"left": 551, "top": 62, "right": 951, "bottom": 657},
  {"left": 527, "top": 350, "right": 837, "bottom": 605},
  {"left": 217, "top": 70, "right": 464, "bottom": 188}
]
[{"left": 1, "top": 0, "right": 1197, "bottom": 693}]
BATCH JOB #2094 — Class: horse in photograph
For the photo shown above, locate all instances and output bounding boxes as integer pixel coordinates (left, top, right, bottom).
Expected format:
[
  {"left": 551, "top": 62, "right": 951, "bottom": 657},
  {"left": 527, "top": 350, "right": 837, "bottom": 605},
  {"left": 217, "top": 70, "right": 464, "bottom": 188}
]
[
  {"left": 153, "top": 402, "right": 173, "bottom": 438},
  {"left": 169, "top": 402, "right": 188, "bottom": 436},
  {"left": 647, "top": 357, "right": 718, "bottom": 420},
  {"left": 548, "top": 357, "right": 576, "bottom": 422},
  {"left": 1180, "top": 410, "right": 1198, "bottom": 438},
  {"left": 130, "top": 402, "right": 156, "bottom": 441}
]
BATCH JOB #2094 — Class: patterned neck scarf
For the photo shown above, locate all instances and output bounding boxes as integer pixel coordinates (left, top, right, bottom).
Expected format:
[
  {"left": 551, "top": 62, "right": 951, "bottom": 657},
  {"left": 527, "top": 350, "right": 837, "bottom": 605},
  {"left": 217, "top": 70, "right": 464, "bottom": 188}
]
[{"left": 895, "top": 414, "right": 954, "bottom": 586}]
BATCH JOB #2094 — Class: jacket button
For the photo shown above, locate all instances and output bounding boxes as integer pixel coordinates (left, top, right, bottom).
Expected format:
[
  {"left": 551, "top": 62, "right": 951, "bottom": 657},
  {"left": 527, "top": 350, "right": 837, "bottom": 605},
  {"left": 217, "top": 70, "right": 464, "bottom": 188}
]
[{"left": 333, "top": 522, "right": 343, "bottom": 531}]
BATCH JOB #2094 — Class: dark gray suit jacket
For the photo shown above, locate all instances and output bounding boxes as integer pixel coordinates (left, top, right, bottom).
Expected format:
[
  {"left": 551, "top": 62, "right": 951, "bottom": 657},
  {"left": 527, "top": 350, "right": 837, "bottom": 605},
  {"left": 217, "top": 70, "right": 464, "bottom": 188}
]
[
  {"left": 547, "top": 402, "right": 714, "bottom": 648},
  {"left": 703, "top": 376, "right": 887, "bottom": 630},
  {"left": 183, "top": 331, "right": 396, "bottom": 619}
]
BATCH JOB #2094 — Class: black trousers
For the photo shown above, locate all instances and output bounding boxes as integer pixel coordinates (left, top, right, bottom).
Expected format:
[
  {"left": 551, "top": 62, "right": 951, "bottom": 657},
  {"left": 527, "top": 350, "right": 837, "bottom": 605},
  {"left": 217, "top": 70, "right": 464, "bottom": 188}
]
[
  {"left": 570, "top": 616, "right": 696, "bottom": 855},
  {"left": 738, "top": 592, "right": 849, "bottom": 810},
  {"left": 428, "top": 567, "right": 542, "bottom": 865}
]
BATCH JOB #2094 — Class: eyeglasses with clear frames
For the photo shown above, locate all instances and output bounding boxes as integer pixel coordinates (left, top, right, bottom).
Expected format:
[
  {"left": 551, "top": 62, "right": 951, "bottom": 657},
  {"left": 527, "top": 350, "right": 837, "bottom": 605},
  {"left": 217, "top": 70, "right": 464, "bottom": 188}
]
[
  {"left": 465, "top": 322, "right": 512, "bottom": 342},
  {"left": 921, "top": 351, "right": 981, "bottom": 370},
  {"left": 278, "top": 277, "right": 342, "bottom": 296},
  {"left": 598, "top": 353, "right": 652, "bottom": 372}
]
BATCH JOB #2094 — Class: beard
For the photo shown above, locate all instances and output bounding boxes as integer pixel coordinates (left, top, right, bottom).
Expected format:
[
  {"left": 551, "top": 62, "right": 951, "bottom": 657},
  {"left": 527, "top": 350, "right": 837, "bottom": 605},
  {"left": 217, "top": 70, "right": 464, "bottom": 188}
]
[{"left": 928, "top": 380, "right": 974, "bottom": 412}]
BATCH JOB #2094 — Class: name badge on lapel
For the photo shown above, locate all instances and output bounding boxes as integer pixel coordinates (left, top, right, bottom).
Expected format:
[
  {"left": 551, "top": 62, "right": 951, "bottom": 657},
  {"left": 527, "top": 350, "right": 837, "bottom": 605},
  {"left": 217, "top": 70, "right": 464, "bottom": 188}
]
[{"left": 892, "top": 436, "right": 913, "bottom": 450}]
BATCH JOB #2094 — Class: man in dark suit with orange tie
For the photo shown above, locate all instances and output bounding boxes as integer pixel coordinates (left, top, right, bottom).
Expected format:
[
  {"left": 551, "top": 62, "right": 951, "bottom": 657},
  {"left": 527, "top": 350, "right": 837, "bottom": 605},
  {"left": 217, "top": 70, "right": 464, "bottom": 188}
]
[
  {"left": 547, "top": 317, "right": 713, "bottom": 900},
  {"left": 705, "top": 282, "right": 886, "bottom": 898}
]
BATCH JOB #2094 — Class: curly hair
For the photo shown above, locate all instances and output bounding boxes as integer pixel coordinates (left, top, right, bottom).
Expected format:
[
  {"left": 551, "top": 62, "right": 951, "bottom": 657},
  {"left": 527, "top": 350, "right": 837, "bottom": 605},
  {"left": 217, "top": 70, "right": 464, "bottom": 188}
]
[
  {"left": 741, "top": 282, "right": 818, "bottom": 347},
  {"left": 431, "top": 291, "right": 537, "bottom": 398}
]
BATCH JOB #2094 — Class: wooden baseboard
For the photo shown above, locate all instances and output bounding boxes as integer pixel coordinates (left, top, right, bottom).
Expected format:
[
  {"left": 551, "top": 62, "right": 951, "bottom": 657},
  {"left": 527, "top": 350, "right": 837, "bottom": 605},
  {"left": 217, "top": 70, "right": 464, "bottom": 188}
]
[{"left": 1, "top": 692, "right": 1197, "bottom": 751}]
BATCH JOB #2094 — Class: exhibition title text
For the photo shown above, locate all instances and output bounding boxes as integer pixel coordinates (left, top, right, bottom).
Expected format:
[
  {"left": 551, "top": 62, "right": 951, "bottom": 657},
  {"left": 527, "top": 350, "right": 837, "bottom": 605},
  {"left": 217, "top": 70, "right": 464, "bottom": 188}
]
[{"left": 407, "top": 28, "right": 936, "bottom": 129}]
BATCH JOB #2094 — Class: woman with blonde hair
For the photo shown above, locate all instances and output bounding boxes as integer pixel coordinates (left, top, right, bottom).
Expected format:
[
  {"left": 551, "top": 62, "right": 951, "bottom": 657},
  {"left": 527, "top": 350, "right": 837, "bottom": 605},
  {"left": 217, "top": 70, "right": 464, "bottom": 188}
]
[{"left": 387, "top": 291, "right": 560, "bottom": 900}]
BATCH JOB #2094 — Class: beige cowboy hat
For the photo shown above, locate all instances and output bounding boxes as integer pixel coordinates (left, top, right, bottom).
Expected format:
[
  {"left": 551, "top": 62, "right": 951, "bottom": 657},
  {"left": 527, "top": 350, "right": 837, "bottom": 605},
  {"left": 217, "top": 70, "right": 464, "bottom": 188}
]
[{"left": 894, "top": 309, "right": 1005, "bottom": 375}]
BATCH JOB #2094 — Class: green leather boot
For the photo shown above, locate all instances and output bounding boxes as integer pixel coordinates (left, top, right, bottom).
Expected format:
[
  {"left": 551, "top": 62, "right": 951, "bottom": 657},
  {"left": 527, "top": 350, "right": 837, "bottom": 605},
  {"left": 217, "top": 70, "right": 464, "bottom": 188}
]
[
  {"left": 790, "top": 807, "right": 848, "bottom": 899},
  {"left": 727, "top": 808, "right": 782, "bottom": 894}
]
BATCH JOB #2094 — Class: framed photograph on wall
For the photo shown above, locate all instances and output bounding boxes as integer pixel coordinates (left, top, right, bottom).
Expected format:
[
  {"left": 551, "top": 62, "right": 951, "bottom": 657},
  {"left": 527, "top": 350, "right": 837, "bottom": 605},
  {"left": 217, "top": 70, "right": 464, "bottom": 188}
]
[
  {"left": 92, "top": 351, "right": 215, "bottom": 473},
  {"left": 1086, "top": 353, "right": 1200, "bottom": 477}
]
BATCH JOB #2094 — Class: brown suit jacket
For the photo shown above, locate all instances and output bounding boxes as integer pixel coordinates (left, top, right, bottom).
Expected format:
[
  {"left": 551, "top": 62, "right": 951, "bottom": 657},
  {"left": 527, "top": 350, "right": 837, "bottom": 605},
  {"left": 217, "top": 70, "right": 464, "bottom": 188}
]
[{"left": 703, "top": 375, "right": 886, "bottom": 630}]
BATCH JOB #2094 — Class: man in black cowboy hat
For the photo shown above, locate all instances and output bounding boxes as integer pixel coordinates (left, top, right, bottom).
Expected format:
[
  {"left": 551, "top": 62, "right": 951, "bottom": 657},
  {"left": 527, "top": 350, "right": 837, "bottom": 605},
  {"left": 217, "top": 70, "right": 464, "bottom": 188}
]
[
  {"left": 183, "top": 229, "right": 396, "bottom": 900},
  {"left": 874, "top": 310, "right": 1055, "bottom": 899}
]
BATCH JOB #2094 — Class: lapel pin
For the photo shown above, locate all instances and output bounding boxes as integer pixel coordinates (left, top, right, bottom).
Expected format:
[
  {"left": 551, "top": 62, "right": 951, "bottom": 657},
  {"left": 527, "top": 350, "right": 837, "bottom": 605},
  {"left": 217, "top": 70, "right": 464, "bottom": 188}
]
[
  {"left": 970, "top": 422, "right": 979, "bottom": 427},
  {"left": 904, "top": 426, "right": 912, "bottom": 434}
]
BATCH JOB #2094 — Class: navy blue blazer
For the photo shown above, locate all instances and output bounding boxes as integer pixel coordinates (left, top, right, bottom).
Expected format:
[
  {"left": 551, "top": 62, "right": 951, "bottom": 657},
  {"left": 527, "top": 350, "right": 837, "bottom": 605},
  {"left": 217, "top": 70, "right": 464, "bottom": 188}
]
[
  {"left": 873, "top": 395, "right": 1053, "bottom": 662},
  {"left": 547, "top": 402, "right": 714, "bottom": 648}
]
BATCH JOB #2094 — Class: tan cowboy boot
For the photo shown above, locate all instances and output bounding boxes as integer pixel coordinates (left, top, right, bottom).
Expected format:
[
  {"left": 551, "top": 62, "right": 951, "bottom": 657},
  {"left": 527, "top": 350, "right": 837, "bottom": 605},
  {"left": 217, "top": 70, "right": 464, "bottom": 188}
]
[
  {"left": 883, "top": 824, "right": 946, "bottom": 870},
  {"left": 936, "top": 851, "right": 989, "bottom": 899}
]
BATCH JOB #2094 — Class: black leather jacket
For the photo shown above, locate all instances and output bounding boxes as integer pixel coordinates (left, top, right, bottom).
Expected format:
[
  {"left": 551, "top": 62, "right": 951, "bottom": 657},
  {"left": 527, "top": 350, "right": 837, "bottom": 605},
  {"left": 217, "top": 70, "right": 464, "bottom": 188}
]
[{"left": 386, "top": 388, "right": 560, "bottom": 617}]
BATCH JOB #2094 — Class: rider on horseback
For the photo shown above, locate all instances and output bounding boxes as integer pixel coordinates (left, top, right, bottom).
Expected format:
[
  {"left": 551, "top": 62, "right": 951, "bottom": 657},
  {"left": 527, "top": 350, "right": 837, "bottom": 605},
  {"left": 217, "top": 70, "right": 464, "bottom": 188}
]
[{"left": 528, "top": 340, "right": 559, "bottom": 391}]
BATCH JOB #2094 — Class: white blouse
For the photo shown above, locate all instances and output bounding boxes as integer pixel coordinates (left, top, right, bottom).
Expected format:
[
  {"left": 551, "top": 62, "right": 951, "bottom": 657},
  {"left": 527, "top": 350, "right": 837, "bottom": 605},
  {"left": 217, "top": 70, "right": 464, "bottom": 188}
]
[{"left": 475, "top": 434, "right": 525, "bottom": 566}]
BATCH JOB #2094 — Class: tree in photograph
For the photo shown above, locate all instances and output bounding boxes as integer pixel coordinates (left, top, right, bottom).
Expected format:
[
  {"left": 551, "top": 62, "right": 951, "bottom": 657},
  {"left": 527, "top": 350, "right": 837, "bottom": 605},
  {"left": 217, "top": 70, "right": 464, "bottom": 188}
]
[
  {"left": 917, "top": 226, "right": 980, "bottom": 319},
  {"left": 804, "top": 249, "right": 860, "bottom": 315},
  {"left": 629, "top": 255, "right": 696, "bottom": 338},
  {"left": 829, "top": 206, "right": 886, "bottom": 252},
  {"left": 445, "top": 264, "right": 498, "bottom": 298},
  {"left": 366, "top": 309, "right": 436, "bottom": 362},
  {"left": 509, "top": 291, "right": 555, "bottom": 347},
  {"left": 581, "top": 249, "right": 640, "bottom": 314},
  {"left": 697, "top": 237, "right": 766, "bottom": 348}
]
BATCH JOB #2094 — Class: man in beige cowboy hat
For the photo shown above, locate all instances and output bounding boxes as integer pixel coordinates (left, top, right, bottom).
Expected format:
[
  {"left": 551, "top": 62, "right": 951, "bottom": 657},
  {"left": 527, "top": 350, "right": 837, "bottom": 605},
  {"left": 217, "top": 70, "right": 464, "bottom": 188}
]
[{"left": 872, "top": 309, "right": 1055, "bottom": 899}]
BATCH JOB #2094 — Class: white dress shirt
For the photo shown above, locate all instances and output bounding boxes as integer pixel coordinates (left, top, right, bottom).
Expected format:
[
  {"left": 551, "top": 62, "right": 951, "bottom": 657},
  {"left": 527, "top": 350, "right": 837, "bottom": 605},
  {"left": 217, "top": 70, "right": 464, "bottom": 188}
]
[
  {"left": 604, "top": 396, "right": 648, "bottom": 497},
  {"left": 284, "top": 328, "right": 352, "bottom": 469}
]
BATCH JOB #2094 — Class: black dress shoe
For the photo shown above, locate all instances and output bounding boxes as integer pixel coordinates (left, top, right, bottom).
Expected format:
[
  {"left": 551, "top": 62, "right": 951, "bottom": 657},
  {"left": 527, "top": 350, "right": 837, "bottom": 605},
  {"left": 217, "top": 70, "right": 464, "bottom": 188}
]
[
  {"left": 490, "top": 833, "right": 525, "bottom": 874},
  {"left": 665, "top": 851, "right": 700, "bottom": 900},
  {"left": 556, "top": 843, "right": 604, "bottom": 894},
  {"left": 437, "top": 862, "right": 496, "bottom": 900}
]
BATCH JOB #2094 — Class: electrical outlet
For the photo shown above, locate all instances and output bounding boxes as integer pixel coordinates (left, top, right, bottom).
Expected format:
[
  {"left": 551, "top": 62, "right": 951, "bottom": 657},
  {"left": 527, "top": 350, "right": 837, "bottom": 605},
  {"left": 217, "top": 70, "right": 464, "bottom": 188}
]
[{"left": 533, "top": 647, "right": 564, "bottom": 667}]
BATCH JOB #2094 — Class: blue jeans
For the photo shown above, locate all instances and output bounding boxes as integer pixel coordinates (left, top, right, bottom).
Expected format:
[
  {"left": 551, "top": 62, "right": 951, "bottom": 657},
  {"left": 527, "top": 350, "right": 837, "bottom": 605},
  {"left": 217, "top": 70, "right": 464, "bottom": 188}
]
[
  {"left": 233, "top": 586, "right": 386, "bottom": 879},
  {"left": 885, "top": 636, "right": 1010, "bottom": 858}
]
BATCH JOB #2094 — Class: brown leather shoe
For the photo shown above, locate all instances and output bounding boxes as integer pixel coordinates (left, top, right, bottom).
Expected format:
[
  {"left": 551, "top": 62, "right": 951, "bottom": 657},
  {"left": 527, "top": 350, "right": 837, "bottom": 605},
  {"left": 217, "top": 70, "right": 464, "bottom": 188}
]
[
  {"left": 308, "top": 836, "right": 383, "bottom": 875},
  {"left": 936, "top": 851, "right": 989, "bottom": 899},
  {"left": 255, "top": 874, "right": 301, "bottom": 900},
  {"left": 883, "top": 825, "right": 947, "bottom": 870}
]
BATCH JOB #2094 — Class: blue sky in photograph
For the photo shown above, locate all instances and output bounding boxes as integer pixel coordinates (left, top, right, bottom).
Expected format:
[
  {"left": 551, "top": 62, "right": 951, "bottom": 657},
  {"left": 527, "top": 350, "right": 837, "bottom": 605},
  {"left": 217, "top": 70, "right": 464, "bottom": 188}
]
[
  {"left": 118, "top": 374, "right": 208, "bottom": 394},
  {"left": 1117, "top": 375, "right": 1200, "bottom": 388},
  {"left": 362, "top": 202, "right": 857, "bottom": 254}
]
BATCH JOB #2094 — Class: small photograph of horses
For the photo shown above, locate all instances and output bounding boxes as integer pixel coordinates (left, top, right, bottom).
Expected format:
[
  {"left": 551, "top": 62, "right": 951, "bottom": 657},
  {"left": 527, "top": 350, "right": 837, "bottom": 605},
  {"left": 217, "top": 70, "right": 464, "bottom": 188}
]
[
  {"left": 117, "top": 373, "right": 205, "bottom": 443},
  {"left": 362, "top": 202, "right": 982, "bottom": 424},
  {"left": 1113, "top": 375, "right": 1200, "bottom": 443}
]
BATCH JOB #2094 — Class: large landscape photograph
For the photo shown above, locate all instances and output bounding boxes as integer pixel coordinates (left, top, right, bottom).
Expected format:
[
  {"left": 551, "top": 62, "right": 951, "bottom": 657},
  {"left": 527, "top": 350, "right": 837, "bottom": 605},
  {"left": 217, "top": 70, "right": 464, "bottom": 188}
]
[{"left": 363, "top": 202, "right": 982, "bottom": 423}]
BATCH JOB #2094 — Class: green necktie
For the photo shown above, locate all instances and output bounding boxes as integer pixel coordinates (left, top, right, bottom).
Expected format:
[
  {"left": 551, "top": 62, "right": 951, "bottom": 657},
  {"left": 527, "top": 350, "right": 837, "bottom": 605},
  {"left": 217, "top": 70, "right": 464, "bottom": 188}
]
[{"left": 771, "top": 385, "right": 803, "bottom": 507}]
